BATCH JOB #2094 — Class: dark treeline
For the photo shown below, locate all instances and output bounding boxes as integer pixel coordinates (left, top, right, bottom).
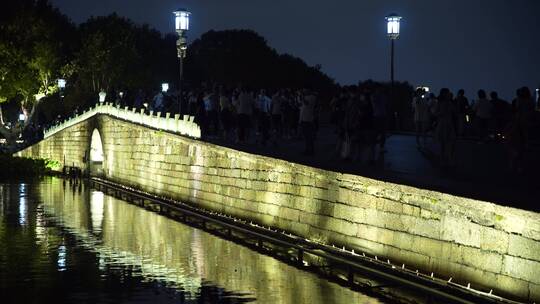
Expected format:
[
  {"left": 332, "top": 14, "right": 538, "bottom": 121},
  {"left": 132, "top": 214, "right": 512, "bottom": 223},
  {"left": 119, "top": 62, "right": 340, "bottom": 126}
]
[{"left": 0, "top": 0, "right": 347, "bottom": 140}]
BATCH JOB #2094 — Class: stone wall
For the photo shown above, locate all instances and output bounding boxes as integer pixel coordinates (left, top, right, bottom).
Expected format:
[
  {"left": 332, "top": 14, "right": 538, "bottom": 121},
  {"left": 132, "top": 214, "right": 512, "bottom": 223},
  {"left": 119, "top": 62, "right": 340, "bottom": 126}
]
[{"left": 17, "top": 115, "right": 540, "bottom": 302}]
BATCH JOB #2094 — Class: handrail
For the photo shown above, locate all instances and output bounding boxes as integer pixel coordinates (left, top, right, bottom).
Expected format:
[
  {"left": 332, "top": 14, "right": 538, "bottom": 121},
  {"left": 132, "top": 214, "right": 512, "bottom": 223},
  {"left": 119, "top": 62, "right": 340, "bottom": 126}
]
[
  {"left": 43, "top": 103, "right": 201, "bottom": 139},
  {"left": 91, "top": 177, "right": 524, "bottom": 304}
]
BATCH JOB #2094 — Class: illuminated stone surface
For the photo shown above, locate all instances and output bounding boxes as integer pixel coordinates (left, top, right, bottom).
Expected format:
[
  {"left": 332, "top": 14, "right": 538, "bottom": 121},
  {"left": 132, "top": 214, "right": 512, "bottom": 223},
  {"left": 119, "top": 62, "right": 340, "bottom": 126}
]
[{"left": 17, "top": 114, "right": 540, "bottom": 302}]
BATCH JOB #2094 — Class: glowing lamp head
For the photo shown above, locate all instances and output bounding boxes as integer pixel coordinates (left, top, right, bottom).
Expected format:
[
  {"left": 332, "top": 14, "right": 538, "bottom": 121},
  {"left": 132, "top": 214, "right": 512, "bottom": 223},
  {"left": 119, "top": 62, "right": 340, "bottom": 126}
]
[
  {"left": 19, "top": 113, "right": 26, "bottom": 121},
  {"left": 57, "top": 79, "right": 66, "bottom": 89},
  {"left": 99, "top": 91, "right": 106, "bottom": 102},
  {"left": 174, "top": 9, "right": 190, "bottom": 31},
  {"left": 162, "top": 83, "right": 169, "bottom": 92},
  {"left": 386, "top": 13, "right": 402, "bottom": 39}
]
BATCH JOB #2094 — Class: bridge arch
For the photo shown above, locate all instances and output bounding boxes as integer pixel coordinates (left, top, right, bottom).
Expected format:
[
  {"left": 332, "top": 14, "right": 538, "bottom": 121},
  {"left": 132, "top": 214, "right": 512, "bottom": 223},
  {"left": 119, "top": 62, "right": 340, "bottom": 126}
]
[{"left": 89, "top": 128, "right": 104, "bottom": 176}]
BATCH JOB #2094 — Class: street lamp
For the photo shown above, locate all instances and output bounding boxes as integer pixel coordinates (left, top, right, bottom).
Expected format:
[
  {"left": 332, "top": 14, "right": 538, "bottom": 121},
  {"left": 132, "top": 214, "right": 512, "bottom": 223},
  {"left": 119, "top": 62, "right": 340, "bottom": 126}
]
[
  {"left": 99, "top": 90, "right": 107, "bottom": 103},
  {"left": 386, "top": 13, "right": 401, "bottom": 129},
  {"left": 57, "top": 79, "right": 66, "bottom": 90},
  {"left": 386, "top": 13, "right": 401, "bottom": 85},
  {"left": 174, "top": 8, "right": 191, "bottom": 114},
  {"left": 162, "top": 83, "right": 169, "bottom": 93},
  {"left": 57, "top": 78, "right": 66, "bottom": 98}
]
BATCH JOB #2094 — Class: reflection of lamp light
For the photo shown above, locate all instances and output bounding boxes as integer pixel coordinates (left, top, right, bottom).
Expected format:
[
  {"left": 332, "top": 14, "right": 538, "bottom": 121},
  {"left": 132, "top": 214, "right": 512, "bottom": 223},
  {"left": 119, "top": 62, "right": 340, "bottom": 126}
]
[
  {"left": 99, "top": 91, "right": 106, "bottom": 102},
  {"left": 90, "top": 191, "right": 105, "bottom": 233},
  {"left": 162, "top": 83, "right": 169, "bottom": 93}
]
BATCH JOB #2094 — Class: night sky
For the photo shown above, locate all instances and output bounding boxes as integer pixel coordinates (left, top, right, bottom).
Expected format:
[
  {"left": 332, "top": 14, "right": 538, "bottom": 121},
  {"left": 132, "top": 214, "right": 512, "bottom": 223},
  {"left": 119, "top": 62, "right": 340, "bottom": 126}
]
[{"left": 50, "top": 0, "right": 540, "bottom": 100}]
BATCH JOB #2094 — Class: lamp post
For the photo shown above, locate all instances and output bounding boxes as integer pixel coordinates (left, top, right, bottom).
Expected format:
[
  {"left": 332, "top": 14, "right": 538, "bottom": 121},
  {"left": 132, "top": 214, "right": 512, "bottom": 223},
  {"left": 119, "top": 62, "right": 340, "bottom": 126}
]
[
  {"left": 386, "top": 13, "right": 401, "bottom": 85},
  {"left": 174, "top": 9, "right": 190, "bottom": 115},
  {"left": 57, "top": 79, "right": 66, "bottom": 98},
  {"left": 386, "top": 13, "right": 401, "bottom": 129}
]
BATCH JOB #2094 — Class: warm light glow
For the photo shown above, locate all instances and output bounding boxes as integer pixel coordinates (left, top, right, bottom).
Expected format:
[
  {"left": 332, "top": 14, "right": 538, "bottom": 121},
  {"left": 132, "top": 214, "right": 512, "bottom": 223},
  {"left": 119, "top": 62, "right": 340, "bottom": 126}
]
[
  {"left": 162, "top": 83, "right": 169, "bottom": 92},
  {"left": 57, "top": 79, "right": 66, "bottom": 89},
  {"left": 34, "top": 93, "right": 46, "bottom": 101},
  {"left": 90, "top": 129, "right": 104, "bottom": 162},
  {"left": 90, "top": 191, "right": 105, "bottom": 233},
  {"left": 174, "top": 9, "right": 190, "bottom": 31},
  {"left": 386, "top": 13, "right": 401, "bottom": 38}
]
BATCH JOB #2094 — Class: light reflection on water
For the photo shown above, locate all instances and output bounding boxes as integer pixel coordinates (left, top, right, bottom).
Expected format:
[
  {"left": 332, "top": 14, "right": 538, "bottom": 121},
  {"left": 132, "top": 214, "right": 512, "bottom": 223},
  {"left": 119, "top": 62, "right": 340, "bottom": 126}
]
[{"left": 0, "top": 177, "right": 388, "bottom": 304}]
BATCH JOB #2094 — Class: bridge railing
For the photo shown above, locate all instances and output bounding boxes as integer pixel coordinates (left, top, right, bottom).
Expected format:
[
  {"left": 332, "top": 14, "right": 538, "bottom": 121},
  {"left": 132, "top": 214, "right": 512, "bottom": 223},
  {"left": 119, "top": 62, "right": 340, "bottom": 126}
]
[{"left": 43, "top": 103, "right": 201, "bottom": 139}]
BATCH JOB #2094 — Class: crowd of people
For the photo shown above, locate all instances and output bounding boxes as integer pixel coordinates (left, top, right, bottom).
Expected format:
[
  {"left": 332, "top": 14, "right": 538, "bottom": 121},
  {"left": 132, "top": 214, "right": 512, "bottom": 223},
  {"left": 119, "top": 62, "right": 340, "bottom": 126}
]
[
  {"left": 184, "top": 87, "right": 320, "bottom": 155},
  {"left": 98, "top": 83, "right": 539, "bottom": 172},
  {"left": 410, "top": 86, "right": 537, "bottom": 171},
  {"left": 11, "top": 83, "right": 537, "bottom": 173},
  {"left": 93, "top": 86, "right": 321, "bottom": 155}
]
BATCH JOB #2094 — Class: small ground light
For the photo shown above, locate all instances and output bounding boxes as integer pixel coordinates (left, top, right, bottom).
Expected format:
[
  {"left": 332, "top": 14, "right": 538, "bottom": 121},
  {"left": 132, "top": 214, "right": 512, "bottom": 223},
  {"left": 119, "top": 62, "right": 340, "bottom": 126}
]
[{"left": 99, "top": 91, "right": 106, "bottom": 102}]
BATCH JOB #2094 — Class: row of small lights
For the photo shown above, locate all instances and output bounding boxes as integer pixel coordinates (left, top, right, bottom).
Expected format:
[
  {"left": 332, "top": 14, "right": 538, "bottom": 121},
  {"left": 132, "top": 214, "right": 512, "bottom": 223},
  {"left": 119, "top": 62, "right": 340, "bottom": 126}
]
[{"left": 97, "top": 177, "right": 509, "bottom": 303}]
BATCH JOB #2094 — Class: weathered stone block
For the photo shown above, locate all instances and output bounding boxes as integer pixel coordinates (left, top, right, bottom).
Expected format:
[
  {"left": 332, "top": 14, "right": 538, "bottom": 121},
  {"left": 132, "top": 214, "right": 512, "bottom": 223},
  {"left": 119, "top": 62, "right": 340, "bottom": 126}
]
[
  {"left": 440, "top": 215, "right": 481, "bottom": 248},
  {"left": 333, "top": 204, "right": 364, "bottom": 223},
  {"left": 502, "top": 255, "right": 540, "bottom": 284},
  {"left": 495, "top": 274, "right": 530, "bottom": 301},
  {"left": 508, "top": 234, "right": 540, "bottom": 261},
  {"left": 460, "top": 246, "right": 503, "bottom": 274}
]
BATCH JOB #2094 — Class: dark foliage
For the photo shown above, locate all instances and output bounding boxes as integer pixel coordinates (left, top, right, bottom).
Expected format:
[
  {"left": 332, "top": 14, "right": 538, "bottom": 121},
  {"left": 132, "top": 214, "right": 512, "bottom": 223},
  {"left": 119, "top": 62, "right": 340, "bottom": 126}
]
[{"left": 185, "top": 30, "right": 336, "bottom": 94}]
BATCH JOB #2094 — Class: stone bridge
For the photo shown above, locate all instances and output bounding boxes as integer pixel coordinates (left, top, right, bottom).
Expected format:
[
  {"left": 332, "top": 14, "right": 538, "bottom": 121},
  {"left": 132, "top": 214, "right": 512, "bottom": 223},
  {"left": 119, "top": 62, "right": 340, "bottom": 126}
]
[{"left": 17, "top": 103, "right": 540, "bottom": 302}]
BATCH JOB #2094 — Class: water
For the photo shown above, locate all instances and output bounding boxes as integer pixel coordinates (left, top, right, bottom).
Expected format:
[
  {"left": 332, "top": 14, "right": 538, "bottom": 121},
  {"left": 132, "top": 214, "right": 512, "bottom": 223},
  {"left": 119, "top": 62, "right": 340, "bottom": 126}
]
[{"left": 0, "top": 177, "right": 388, "bottom": 304}]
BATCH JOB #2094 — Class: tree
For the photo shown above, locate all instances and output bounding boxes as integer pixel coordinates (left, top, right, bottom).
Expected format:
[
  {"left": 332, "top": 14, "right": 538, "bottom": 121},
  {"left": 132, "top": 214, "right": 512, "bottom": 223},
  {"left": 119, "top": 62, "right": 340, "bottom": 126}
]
[
  {"left": 73, "top": 14, "right": 178, "bottom": 98},
  {"left": 0, "top": 0, "right": 74, "bottom": 144},
  {"left": 185, "top": 29, "right": 336, "bottom": 94}
]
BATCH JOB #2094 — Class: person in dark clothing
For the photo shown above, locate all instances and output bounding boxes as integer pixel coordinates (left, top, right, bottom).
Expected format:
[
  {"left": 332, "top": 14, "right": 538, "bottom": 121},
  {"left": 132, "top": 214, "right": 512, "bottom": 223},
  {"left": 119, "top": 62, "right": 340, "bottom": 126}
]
[
  {"left": 454, "top": 89, "right": 469, "bottom": 136},
  {"left": 490, "top": 91, "right": 510, "bottom": 139},
  {"left": 357, "top": 92, "right": 376, "bottom": 163}
]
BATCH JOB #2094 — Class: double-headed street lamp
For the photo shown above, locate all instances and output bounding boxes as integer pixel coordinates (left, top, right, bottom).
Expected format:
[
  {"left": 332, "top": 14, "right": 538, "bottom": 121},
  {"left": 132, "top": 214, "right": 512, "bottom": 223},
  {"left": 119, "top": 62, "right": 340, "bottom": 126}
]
[{"left": 174, "top": 8, "right": 191, "bottom": 114}]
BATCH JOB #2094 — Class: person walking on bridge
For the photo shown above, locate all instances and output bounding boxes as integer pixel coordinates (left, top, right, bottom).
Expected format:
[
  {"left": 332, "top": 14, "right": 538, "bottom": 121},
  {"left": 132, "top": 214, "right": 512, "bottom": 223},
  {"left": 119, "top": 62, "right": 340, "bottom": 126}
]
[
  {"left": 236, "top": 87, "right": 254, "bottom": 144},
  {"left": 434, "top": 88, "right": 457, "bottom": 167},
  {"left": 412, "top": 88, "right": 431, "bottom": 147}
]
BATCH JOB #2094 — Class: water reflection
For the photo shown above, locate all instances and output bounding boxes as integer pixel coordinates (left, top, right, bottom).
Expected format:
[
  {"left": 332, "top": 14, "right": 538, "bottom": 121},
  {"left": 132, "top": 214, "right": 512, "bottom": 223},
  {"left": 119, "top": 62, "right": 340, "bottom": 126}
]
[
  {"left": 0, "top": 178, "right": 387, "bottom": 304},
  {"left": 19, "top": 184, "right": 27, "bottom": 226}
]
